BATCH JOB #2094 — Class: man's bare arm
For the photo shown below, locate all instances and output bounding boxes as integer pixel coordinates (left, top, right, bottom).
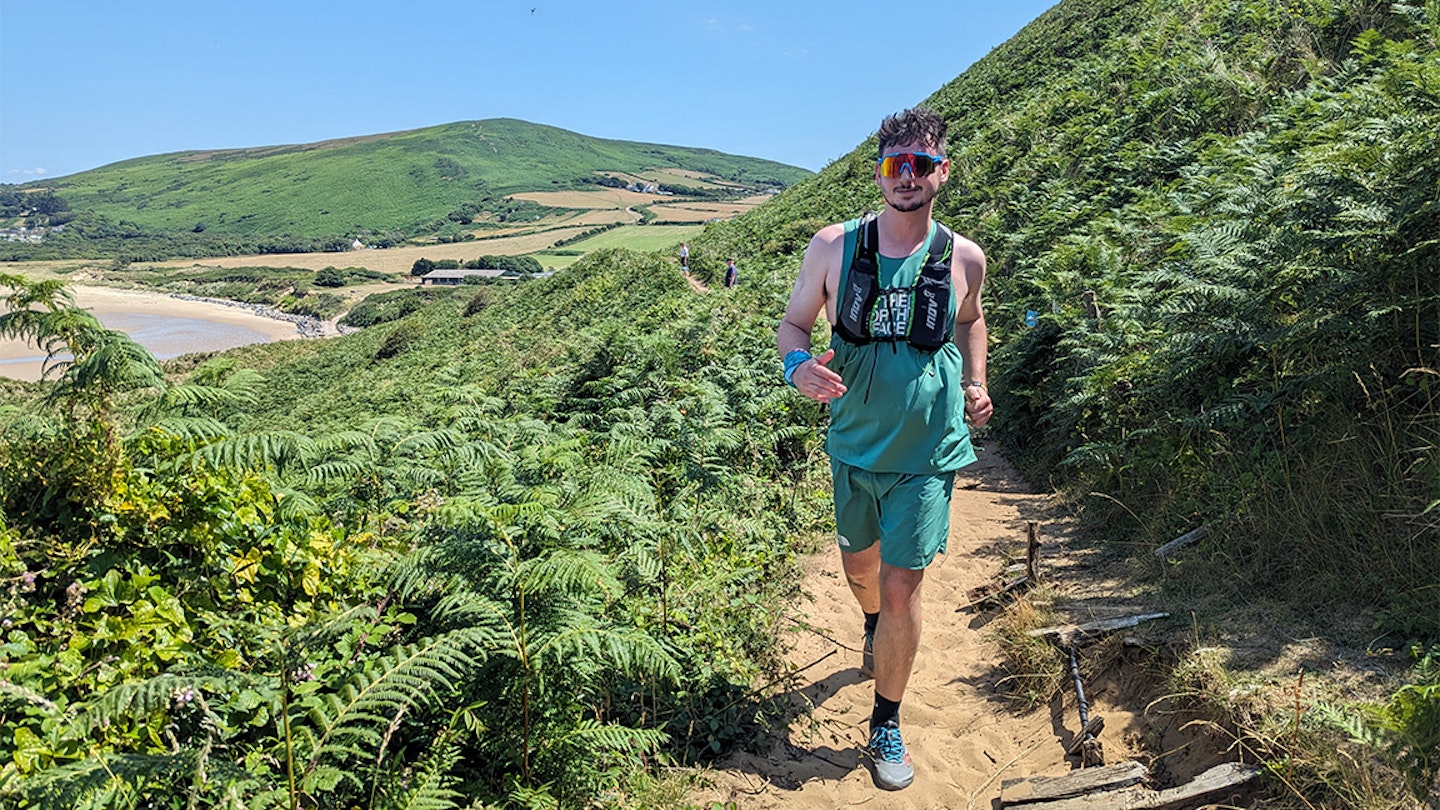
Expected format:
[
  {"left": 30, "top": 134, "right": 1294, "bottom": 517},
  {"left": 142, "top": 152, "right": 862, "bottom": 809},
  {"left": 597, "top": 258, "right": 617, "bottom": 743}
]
[
  {"left": 952, "top": 238, "right": 992, "bottom": 426},
  {"left": 778, "top": 225, "right": 848, "bottom": 403}
]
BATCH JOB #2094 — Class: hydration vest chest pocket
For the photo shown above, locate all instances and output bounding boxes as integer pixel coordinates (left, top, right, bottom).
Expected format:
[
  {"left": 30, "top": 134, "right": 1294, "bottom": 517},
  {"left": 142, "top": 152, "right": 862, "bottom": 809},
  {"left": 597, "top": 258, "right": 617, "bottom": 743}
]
[{"left": 869, "top": 287, "right": 912, "bottom": 339}]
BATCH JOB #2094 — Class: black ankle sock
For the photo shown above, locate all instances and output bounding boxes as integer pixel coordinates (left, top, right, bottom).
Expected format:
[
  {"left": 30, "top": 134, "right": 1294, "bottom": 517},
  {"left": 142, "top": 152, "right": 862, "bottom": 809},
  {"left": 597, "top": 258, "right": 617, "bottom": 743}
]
[
  {"left": 870, "top": 693, "right": 901, "bottom": 730},
  {"left": 863, "top": 611, "right": 880, "bottom": 636}
]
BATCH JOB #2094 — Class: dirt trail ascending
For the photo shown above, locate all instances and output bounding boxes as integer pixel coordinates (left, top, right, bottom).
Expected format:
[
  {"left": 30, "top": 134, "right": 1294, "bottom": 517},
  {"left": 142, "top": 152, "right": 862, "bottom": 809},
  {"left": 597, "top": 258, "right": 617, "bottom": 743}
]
[{"left": 693, "top": 450, "right": 1093, "bottom": 809}]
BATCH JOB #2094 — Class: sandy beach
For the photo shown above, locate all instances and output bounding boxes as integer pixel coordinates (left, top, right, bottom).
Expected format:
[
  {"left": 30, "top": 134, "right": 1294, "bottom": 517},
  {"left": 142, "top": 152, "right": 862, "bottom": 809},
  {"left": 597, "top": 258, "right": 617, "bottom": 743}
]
[{"left": 0, "top": 286, "right": 307, "bottom": 382}]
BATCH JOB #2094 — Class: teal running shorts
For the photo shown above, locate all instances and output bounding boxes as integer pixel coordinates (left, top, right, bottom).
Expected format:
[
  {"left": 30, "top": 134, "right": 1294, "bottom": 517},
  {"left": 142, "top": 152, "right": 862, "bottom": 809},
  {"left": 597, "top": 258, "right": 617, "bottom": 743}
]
[{"left": 831, "top": 458, "right": 955, "bottom": 570}]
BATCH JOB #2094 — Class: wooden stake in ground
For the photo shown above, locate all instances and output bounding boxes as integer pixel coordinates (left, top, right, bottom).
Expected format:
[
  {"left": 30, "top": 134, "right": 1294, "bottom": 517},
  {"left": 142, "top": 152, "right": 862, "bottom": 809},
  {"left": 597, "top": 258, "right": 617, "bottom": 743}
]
[
  {"left": 1026, "top": 521, "right": 1042, "bottom": 584},
  {"left": 1064, "top": 645, "right": 1104, "bottom": 766}
]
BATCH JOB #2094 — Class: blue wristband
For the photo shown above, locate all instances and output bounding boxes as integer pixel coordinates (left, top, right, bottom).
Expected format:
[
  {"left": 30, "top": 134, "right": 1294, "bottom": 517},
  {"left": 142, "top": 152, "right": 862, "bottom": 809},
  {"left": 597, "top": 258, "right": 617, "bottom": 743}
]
[{"left": 783, "top": 349, "right": 813, "bottom": 387}]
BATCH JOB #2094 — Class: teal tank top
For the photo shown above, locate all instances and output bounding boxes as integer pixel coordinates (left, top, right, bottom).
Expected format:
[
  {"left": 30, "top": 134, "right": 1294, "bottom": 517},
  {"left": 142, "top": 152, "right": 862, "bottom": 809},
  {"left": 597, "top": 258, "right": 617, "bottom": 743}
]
[{"left": 826, "top": 217, "right": 978, "bottom": 474}]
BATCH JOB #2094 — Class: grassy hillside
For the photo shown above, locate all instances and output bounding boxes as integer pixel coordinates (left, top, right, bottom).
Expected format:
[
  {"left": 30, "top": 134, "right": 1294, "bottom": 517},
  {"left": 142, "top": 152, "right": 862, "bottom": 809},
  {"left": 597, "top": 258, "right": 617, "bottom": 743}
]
[
  {"left": 702, "top": 0, "right": 1439, "bottom": 627},
  {"left": 1, "top": 118, "right": 809, "bottom": 258},
  {"left": 2, "top": 1, "right": 1438, "bottom": 808},
  {"left": 693, "top": 2, "right": 1438, "bottom": 801}
]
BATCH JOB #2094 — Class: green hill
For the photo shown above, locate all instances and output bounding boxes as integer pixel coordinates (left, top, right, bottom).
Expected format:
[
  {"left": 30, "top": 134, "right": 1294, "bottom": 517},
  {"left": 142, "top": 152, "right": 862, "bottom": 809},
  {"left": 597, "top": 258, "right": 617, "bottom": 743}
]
[
  {"left": 2, "top": 1, "right": 1437, "bottom": 809},
  {"left": 706, "top": 0, "right": 1439, "bottom": 623},
  {"left": 1, "top": 118, "right": 809, "bottom": 256}
]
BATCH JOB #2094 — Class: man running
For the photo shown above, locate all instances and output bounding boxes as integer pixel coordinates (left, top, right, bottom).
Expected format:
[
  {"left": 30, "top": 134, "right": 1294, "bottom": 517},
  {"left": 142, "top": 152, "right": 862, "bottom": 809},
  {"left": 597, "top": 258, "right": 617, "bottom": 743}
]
[{"left": 777, "top": 107, "right": 992, "bottom": 791}]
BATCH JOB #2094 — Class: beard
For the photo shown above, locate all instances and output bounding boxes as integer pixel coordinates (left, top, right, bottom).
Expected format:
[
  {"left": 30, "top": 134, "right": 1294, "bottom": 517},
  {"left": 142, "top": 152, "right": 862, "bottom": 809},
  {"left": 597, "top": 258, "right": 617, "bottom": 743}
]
[{"left": 884, "top": 184, "right": 933, "bottom": 213}]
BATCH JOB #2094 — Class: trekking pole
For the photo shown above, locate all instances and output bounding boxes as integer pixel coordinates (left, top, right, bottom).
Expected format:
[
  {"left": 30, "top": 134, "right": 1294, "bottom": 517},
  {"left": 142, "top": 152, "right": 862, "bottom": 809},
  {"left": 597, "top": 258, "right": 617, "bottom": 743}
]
[{"left": 1064, "top": 644, "right": 1105, "bottom": 766}]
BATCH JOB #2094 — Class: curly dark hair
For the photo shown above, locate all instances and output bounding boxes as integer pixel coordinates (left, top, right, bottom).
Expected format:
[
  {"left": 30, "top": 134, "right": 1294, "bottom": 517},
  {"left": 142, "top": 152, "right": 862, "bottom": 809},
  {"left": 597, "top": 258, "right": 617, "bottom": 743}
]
[{"left": 877, "top": 107, "right": 948, "bottom": 158}]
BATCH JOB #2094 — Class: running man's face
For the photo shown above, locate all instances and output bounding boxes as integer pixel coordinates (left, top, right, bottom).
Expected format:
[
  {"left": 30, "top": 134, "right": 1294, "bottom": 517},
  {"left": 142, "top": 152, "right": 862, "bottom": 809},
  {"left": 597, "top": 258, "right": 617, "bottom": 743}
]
[{"left": 875, "top": 139, "right": 949, "bottom": 213}]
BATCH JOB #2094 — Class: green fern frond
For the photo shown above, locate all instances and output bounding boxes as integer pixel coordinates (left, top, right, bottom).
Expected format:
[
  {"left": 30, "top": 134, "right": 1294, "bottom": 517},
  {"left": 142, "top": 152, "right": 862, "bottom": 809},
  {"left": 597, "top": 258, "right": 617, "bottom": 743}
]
[
  {"left": 157, "top": 382, "right": 255, "bottom": 413},
  {"left": 0, "top": 274, "right": 75, "bottom": 312},
  {"left": 392, "top": 428, "right": 464, "bottom": 457},
  {"left": 426, "top": 591, "right": 513, "bottom": 632},
  {"left": 506, "top": 781, "right": 559, "bottom": 810},
  {"left": 145, "top": 416, "right": 232, "bottom": 444},
  {"left": 621, "top": 542, "right": 662, "bottom": 582},
  {"left": 271, "top": 486, "right": 320, "bottom": 520},
  {"left": 298, "top": 629, "right": 498, "bottom": 774},
  {"left": 439, "top": 440, "right": 501, "bottom": 471},
  {"left": 520, "top": 550, "right": 621, "bottom": 600},
  {"left": 0, "top": 678, "right": 60, "bottom": 712},
  {"left": 45, "top": 331, "right": 165, "bottom": 407},
  {"left": 373, "top": 739, "right": 463, "bottom": 810},
  {"left": 1318, "top": 684, "right": 1440, "bottom": 803},
  {"left": 309, "top": 430, "right": 381, "bottom": 457},
  {"left": 13, "top": 751, "right": 195, "bottom": 810},
  {"left": 533, "top": 624, "right": 679, "bottom": 684},
  {"left": 306, "top": 460, "right": 373, "bottom": 484},
  {"left": 76, "top": 673, "right": 231, "bottom": 736},
  {"left": 550, "top": 717, "right": 668, "bottom": 760},
  {"left": 193, "top": 431, "right": 313, "bottom": 475}
]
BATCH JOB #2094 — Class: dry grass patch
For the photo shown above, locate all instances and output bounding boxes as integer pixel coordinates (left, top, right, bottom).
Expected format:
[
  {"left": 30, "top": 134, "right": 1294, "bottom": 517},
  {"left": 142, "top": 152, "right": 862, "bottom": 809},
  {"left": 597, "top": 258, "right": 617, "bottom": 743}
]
[
  {"left": 641, "top": 168, "right": 744, "bottom": 190},
  {"left": 465, "top": 208, "right": 628, "bottom": 234},
  {"left": 594, "top": 168, "right": 738, "bottom": 190},
  {"left": 649, "top": 201, "right": 763, "bottom": 221},
  {"left": 509, "top": 188, "right": 661, "bottom": 209},
  {"left": 137, "top": 226, "right": 595, "bottom": 276},
  {"left": 988, "top": 585, "right": 1067, "bottom": 706},
  {"left": 0, "top": 260, "right": 101, "bottom": 281},
  {"left": 562, "top": 209, "right": 637, "bottom": 225}
]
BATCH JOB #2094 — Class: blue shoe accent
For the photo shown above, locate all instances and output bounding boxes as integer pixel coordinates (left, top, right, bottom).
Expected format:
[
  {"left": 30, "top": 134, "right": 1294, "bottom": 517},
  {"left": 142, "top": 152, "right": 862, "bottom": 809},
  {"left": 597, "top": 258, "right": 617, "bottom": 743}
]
[{"left": 868, "top": 721, "right": 914, "bottom": 790}]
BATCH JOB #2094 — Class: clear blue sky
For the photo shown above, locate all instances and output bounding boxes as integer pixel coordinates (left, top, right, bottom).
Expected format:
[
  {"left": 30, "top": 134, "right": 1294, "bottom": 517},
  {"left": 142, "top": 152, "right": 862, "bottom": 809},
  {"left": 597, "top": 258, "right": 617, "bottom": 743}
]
[{"left": 1, "top": 1, "right": 1056, "bottom": 181}]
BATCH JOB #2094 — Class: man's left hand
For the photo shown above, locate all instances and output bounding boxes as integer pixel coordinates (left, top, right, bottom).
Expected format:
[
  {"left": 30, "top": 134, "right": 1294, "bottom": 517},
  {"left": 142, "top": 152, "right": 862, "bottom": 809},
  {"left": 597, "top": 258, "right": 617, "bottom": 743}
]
[{"left": 965, "top": 385, "right": 993, "bottom": 427}]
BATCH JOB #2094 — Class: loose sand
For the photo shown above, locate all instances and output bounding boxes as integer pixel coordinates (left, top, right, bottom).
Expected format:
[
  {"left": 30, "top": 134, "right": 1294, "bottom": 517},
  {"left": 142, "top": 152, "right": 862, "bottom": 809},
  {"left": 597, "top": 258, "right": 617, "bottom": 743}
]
[
  {"left": 0, "top": 285, "right": 307, "bottom": 382},
  {"left": 692, "top": 451, "right": 1227, "bottom": 808}
]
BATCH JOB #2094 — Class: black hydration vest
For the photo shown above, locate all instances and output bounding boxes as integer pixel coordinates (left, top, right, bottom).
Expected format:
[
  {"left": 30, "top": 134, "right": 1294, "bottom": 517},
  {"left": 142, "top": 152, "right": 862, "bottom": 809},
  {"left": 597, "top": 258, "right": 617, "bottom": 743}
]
[{"left": 834, "top": 212, "right": 955, "bottom": 350}]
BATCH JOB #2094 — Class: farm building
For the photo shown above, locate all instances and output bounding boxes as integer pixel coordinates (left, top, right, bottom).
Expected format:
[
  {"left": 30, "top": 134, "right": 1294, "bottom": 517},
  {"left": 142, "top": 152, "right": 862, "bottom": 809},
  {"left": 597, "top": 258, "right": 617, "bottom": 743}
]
[{"left": 418, "top": 268, "right": 516, "bottom": 285}]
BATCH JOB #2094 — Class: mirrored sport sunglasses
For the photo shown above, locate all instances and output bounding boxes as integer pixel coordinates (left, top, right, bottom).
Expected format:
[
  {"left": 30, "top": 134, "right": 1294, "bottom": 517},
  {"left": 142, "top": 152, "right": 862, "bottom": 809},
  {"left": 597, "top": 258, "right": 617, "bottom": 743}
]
[{"left": 877, "top": 151, "right": 946, "bottom": 178}]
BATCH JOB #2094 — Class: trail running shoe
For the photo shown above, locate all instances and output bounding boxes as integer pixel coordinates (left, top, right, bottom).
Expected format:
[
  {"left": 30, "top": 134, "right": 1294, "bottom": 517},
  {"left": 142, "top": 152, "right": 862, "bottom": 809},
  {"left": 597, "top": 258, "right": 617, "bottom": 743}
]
[
  {"left": 861, "top": 632, "right": 875, "bottom": 678},
  {"left": 868, "top": 720, "right": 914, "bottom": 790}
]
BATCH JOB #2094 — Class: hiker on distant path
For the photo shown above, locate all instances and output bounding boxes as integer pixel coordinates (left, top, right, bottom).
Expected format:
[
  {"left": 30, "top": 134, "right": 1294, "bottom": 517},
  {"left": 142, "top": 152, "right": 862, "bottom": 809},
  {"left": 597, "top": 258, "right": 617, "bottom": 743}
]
[
  {"left": 679, "top": 242, "right": 690, "bottom": 275},
  {"left": 724, "top": 258, "right": 738, "bottom": 288},
  {"left": 777, "top": 107, "right": 991, "bottom": 792}
]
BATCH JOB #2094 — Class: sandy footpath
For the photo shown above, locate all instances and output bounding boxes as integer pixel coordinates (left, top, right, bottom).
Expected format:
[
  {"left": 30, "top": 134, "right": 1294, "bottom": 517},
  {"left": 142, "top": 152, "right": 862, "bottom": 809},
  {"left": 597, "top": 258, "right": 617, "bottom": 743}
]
[
  {"left": 690, "top": 450, "right": 1211, "bottom": 809},
  {"left": 0, "top": 285, "right": 306, "bottom": 382}
]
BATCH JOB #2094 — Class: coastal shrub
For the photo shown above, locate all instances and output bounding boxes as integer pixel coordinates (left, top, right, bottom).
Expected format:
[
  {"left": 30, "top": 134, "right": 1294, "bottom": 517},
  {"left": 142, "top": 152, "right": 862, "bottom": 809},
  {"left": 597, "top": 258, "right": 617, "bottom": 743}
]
[
  {"left": 340, "top": 288, "right": 446, "bottom": 328},
  {"left": 463, "top": 287, "right": 494, "bottom": 316},
  {"left": 313, "top": 267, "right": 346, "bottom": 287},
  {"left": 375, "top": 319, "right": 424, "bottom": 359},
  {"left": 279, "top": 291, "right": 345, "bottom": 319}
]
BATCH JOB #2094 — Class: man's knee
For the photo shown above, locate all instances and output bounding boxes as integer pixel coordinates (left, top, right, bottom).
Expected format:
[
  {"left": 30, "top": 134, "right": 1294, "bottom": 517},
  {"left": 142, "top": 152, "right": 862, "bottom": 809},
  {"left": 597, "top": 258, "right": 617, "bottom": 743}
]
[
  {"left": 841, "top": 543, "right": 880, "bottom": 573},
  {"left": 878, "top": 565, "right": 925, "bottom": 609}
]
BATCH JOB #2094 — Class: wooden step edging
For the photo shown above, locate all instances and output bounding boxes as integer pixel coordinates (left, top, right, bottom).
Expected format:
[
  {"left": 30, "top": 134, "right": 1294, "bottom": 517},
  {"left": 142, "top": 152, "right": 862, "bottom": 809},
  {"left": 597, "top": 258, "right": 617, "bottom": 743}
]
[
  {"left": 1001, "top": 761, "right": 1263, "bottom": 809},
  {"left": 1002, "top": 761, "right": 1148, "bottom": 804},
  {"left": 1026, "top": 612, "right": 1171, "bottom": 645}
]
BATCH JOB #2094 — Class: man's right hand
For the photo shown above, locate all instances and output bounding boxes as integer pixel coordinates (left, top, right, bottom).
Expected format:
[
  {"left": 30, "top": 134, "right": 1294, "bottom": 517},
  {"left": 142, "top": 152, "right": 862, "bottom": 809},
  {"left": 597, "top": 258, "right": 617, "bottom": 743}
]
[{"left": 794, "top": 348, "right": 847, "bottom": 403}]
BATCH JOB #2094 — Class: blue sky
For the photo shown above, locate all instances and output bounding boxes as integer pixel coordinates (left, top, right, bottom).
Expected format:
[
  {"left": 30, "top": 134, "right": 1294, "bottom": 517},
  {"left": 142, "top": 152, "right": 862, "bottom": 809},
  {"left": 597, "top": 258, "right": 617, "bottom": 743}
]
[{"left": 1, "top": 1, "right": 1056, "bottom": 181}]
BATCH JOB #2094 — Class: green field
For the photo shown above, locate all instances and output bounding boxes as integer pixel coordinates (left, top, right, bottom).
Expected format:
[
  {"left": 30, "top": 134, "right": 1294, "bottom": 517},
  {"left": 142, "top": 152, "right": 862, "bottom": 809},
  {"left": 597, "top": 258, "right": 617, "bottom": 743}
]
[
  {"left": 527, "top": 252, "right": 583, "bottom": 270},
  {"left": 567, "top": 224, "right": 703, "bottom": 253},
  {"left": 528, "top": 224, "right": 702, "bottom": 270}
]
